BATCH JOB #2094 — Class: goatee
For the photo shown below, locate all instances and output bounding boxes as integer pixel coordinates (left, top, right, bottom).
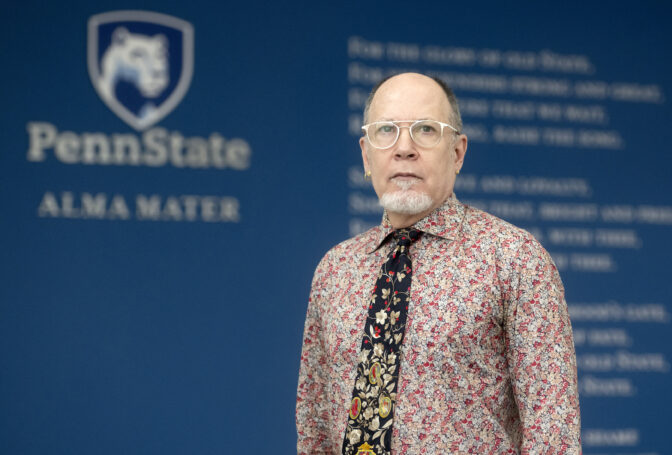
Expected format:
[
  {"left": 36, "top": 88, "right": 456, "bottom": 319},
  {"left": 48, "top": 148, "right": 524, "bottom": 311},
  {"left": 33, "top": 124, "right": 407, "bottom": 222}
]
[{"left": 379, "top": 179, "right": 434, "bottom": 215}]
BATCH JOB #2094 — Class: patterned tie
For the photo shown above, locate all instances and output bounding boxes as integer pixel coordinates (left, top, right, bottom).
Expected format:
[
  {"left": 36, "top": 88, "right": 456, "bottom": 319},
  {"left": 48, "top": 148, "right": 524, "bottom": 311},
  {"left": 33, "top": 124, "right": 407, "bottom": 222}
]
[{"left": 342, "top": 228, "right": 422, "bottom": 455}]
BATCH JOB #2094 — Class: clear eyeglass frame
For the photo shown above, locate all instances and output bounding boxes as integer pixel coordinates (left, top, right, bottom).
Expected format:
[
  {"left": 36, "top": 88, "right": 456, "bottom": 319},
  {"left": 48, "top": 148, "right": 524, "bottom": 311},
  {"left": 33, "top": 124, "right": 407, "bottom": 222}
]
[{"left": 361, "top": 119, "right": 460, "bottom": 150}]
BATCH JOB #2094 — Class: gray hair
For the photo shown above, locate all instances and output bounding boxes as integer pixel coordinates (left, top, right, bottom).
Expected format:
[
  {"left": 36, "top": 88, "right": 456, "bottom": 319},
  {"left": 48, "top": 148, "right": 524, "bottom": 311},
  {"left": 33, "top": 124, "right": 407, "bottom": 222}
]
[{"left": 362, "top": 74, "right": 463, "bottom": 133}]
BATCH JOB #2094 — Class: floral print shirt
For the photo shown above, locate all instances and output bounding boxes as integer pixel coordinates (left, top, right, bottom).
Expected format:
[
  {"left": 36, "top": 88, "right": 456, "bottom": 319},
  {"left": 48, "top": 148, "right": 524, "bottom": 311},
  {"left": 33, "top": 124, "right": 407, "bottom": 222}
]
[{"left": 297, "top": 195, "right": 581, "bottom": 454}]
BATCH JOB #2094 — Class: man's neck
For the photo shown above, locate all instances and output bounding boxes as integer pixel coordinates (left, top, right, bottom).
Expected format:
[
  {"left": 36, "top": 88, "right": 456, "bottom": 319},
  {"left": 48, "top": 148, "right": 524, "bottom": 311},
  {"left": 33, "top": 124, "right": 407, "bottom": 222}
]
[{"left": 387, "top": 210, "right": 431, "bottom": 229}]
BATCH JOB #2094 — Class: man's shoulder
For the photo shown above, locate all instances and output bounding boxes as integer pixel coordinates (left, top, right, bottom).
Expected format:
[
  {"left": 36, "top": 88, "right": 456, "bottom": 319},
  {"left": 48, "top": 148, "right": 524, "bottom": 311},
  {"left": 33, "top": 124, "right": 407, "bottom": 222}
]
[
  {"left": 320, "top": 225, "right": 382, "bottom": 265},
  {"left": 462, "top": 202, "right": 543, "bottom": 254},
  {"left": 309, "top": 226, "right": 382, "bottom": 291},
  {"left": 459, "top": 203, "right": 561, "bottom": 283}
]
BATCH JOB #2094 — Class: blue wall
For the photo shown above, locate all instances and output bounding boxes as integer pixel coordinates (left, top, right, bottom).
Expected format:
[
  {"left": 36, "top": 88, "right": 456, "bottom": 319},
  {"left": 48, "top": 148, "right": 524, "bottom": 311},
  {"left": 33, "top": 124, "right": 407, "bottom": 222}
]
[{"left": 1, "top": 1, "right": 671, "bottom": 453}]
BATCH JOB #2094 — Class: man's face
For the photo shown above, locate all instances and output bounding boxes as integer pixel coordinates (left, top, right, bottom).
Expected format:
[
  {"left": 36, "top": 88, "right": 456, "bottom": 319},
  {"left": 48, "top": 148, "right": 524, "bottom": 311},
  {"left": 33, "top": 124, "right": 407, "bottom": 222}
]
[{"left": 360, "top": 73, "right": 467, "bottom": 224}]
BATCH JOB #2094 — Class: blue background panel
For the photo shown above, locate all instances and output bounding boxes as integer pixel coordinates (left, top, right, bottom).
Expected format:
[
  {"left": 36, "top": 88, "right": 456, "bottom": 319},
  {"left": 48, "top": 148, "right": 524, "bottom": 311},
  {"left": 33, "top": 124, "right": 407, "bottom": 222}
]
[{"left": 1, "top": 1, "right": 671, "bottom": 453}]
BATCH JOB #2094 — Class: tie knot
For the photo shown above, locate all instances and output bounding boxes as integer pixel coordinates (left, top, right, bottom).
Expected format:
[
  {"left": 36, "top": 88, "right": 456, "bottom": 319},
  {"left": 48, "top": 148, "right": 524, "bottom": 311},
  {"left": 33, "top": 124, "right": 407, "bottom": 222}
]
[{"left": 394, "top": 229, "right": 421, "bottom": 247}]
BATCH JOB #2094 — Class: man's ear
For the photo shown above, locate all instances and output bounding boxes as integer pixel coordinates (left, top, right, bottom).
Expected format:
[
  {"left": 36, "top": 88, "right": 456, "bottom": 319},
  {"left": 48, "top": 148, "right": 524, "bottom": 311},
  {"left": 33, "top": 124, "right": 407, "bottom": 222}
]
[
  {"left": 453, "top": 134, "right": 468, "bottom": 173},
  {"left": 360, "top": 136, "right": 370, "bottom": 174}
]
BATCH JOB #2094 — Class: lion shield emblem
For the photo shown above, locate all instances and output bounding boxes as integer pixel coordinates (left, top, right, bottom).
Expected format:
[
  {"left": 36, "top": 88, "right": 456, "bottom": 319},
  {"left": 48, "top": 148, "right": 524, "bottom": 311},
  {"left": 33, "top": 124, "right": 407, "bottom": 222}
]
[{"left": 88, "top": 11, "right": 194, "bottom": 131}]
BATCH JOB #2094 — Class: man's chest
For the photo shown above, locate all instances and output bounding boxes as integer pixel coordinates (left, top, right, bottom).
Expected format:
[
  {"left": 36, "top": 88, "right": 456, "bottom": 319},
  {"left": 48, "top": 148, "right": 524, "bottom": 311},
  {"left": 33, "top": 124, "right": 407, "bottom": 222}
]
[{"left": 318, "top": 244, "right": 508, "bottom": 371}]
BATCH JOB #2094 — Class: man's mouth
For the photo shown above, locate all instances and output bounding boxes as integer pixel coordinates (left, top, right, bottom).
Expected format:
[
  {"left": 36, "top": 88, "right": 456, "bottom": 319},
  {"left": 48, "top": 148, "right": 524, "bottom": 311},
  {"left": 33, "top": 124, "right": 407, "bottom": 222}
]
[
  {"left": 391, "top": 172, "right": 421, "bottom": 180},
  {"left": 390, "top": 173, "right": 421, "bottom": 190}
]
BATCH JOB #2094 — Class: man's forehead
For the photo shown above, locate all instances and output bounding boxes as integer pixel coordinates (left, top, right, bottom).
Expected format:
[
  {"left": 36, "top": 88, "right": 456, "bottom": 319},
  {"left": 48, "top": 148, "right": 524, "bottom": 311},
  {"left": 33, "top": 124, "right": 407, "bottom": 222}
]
[
  {"left": 377, "top": 73, "right": 441, "bottom": 92},
  {"left": 369, "top": 73, "right": 451, "bottom": 118}
]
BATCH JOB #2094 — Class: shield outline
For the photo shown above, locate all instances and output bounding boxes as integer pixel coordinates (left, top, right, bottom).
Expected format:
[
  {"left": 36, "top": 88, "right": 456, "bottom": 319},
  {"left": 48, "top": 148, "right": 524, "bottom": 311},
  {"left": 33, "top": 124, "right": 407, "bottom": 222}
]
[{"left": 87, "top": 10, "right": 194, "bottom": 131}]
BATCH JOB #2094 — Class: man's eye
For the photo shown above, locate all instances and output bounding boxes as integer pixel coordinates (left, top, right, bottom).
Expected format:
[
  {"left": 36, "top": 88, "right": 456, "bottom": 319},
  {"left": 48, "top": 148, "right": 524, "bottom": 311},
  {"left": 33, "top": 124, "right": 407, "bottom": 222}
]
[
  {"left": 377, "top": 125, "right": 395, "bottom": 134},
  {"left": 413, "top": 120, "right": 442, "bottom": 134},
  {"left": 417, "top": 125, "right": 437, "bottom": 134}
]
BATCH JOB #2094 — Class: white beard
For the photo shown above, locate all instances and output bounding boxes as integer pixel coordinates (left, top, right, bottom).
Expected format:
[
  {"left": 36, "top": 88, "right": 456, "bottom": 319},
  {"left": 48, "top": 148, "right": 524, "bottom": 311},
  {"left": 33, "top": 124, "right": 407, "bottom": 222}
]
[{"left": 379, "top": 179, "right": 434, "bottom": 215}]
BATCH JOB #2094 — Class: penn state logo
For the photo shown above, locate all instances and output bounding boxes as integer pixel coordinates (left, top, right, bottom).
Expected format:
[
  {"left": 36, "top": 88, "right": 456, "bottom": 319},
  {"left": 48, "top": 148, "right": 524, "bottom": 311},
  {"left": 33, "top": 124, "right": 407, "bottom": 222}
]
[{"left": 87, "top": 11, "right": 194, "bottom": 131}]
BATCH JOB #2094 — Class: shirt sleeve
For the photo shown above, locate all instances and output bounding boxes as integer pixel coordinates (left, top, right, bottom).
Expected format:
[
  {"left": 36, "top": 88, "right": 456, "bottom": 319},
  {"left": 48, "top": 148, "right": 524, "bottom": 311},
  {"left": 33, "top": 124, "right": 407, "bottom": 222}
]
[
  {"left": 504, "top": 237, "right": 582, "bottom": 454},
  {"left": 296, "top": 254, "right": 334, "bottom": 455}
]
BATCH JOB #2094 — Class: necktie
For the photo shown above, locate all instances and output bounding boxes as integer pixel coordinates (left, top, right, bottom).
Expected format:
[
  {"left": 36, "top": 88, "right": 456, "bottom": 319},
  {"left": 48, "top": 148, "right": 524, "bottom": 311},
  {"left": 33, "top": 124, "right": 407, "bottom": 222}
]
[{"left": 342, "top": 228, "right": 422, "bottom": 455}]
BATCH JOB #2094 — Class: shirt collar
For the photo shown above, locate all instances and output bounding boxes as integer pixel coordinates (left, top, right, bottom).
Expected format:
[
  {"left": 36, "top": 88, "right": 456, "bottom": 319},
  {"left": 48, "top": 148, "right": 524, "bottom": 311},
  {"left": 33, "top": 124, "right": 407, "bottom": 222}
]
[{"left": 367, "top": 193, "right": 466, "bottom": 253}]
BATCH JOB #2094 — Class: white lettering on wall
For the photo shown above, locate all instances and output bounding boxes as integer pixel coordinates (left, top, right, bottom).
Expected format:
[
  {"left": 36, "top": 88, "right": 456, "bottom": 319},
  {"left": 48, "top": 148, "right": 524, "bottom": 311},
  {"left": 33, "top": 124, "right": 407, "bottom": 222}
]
[
  {"left": 27, "top": 122, "right": 251, "bottom": 170},
  {"left": 37, "top": 191, "right": 240, "bottom": 223}
]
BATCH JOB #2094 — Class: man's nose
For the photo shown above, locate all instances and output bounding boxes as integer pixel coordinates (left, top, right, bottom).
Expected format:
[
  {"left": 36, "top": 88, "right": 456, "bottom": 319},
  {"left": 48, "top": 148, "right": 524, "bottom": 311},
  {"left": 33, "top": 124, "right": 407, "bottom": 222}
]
[{"left": 395, "top": 127, "right": 417, "bottom": 158}]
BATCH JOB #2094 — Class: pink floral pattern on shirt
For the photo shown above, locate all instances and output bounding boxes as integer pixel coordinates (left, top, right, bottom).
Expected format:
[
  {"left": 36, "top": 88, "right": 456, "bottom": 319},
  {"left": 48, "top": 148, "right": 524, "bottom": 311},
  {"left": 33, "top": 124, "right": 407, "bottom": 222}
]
[{"left": 297, "top": 196, "right": 581, "bottom": 454}]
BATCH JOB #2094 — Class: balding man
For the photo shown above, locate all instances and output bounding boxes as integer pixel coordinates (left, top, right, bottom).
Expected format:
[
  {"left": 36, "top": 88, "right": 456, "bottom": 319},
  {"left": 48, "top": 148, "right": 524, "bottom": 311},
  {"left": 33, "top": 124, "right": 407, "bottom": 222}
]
[{"left": 297, "top": 73, "right": 581, "bottom": 454}]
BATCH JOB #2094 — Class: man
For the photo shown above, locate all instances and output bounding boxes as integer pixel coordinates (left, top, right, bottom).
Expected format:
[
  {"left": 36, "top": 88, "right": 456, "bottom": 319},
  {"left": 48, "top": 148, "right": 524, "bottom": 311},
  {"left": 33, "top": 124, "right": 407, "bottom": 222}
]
[{"left": 297, "top": 73, "right": 581, "bottom": 454}]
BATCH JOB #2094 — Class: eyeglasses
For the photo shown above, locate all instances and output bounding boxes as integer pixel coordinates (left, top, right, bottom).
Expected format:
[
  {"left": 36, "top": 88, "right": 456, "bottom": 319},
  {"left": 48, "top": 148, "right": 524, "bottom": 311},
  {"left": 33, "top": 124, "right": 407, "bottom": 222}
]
[{"left": 361, "top": 119, "right": 460, "bottom": 150}]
